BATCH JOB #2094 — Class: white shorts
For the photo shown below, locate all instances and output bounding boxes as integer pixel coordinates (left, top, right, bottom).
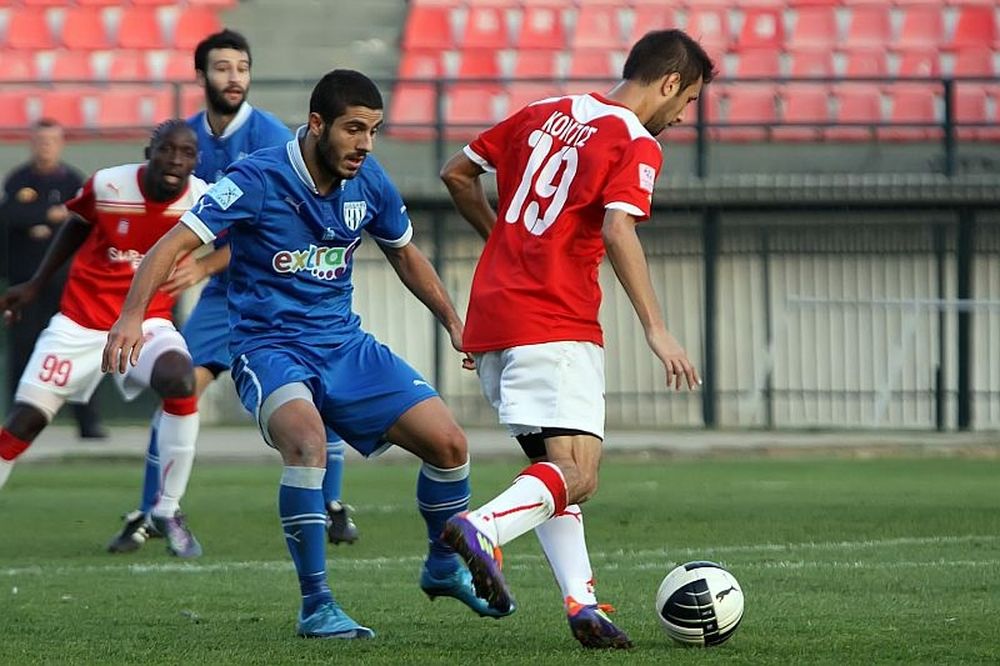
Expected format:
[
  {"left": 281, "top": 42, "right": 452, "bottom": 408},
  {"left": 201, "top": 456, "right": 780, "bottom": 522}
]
[
  {"left": 14, "top": 313, "right": 190, "bottom": 421},
  {"left": 475, "top": 341, "right": 605, "bottom": 439}
]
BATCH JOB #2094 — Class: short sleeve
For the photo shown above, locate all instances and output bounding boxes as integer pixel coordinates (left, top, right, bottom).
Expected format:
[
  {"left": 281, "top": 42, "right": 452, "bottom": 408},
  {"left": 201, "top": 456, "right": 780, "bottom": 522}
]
[
  {"left": 366, "top": 172, "right": 412, "bottom": 248},
  {"left": 464, "top": 110, "right": 525, "bottom": 173},
  {"left": 65, "top": 175, "right": 96, "bottom": 224},
  {"left": 602, "top": 138, "right": 663, "bottom": 221},
  {"left": 180, "top": 162, "right": 265, "bottom": 244}
]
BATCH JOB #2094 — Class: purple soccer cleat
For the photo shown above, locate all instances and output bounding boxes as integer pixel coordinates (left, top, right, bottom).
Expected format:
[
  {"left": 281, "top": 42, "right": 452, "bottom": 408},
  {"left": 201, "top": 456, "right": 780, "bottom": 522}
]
[
  {"left": 566, "top": 597, "right": 634, "bottom": 649},
  {"left": 441, "top": 513, "right": 514, "bottom": 614}
]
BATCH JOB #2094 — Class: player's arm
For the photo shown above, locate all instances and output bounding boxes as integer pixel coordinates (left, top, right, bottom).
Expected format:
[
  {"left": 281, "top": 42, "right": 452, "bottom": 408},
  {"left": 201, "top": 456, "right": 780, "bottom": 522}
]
[
  {"left": 440, "top": 151, "right": 496, "bottom": 241},
  {"left": 0, "top": 213, "right": 91, "bottom": 325},
  {"left": 380, "top": 241, "right": 473, "bottom": 368},
  {"left": 103, "top": 224, "right": 205, "bottom": 374},
  {"left": 602, "top": 209, "right": 700, "bottom": 391},
  {"left": 162, "top": 244, "right": 230, "bottom": 297}
]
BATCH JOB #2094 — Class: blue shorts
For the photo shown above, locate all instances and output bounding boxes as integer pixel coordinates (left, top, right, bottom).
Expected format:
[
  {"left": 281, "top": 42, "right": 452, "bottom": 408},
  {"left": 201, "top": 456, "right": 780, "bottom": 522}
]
[
  {"left": 231, "top": 333, "right": 438, "bottom": 456},
  {"left": 181, "top": 278, "right": 231, "bottom": 375}
]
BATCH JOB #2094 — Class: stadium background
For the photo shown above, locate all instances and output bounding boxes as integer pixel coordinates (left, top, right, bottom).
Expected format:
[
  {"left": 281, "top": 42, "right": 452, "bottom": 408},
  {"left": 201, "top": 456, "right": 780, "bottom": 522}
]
[{"left": 0, "top": 0, "right": 998, "bottom": 432}]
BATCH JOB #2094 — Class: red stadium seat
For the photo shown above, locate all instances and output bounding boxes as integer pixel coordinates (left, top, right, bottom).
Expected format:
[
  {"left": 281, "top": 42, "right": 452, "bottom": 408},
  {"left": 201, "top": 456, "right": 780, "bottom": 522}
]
[
  {"left": 457, "top": 49, "right": 501, "bottom": 80},
  {"left": 445, "top": 84, "right": 503, "bottom": 137},
  {"left": 736, "top": 49, "right": 782, "bottom": 78},
  {"left": 94, "top": 87, "right": 146, "bottom": 128},
  {"left": 0, "top": 90, "right": 32, "bottom": 128},
  {"left": 951, "top": 48, "right": 995, "bottom": 77},
  {"left": 954, "top": 86, "right": 987, "bottom": 140},
  {"left": 117, "top": 8, "right": 165, "bottom": 49},
  {"left": 387, "top": 83, "right": 436, "bottom": 139},
  {"left": 6, "top": 9, "right": 56, "bottom": 50},
  {"left": 572, "top": 5, "right": 626, "bottom": 50},
  {"left": 950, "top": 7, "right": 997, "bottom": 49},
  {"left": 0, "top": 52, "right": 36, "bottom": 82},
  {"left": 844, "top": 49, "right": 888, "bottom": 78},
  {"left": 173, "top": 8, "right": 223, "bottom": 50},
  {"left": 38, "top": 88, "right": 92, "bottom": 128},
  {"left": 828, "top": 85, "right": 881, "bottom": 140},
  {"left": 843, "top": 6, "right": 891, "bottom": 49},
  {"left": 721, "top": 85, "right": 777, "bottom": 141},
  {"left": 49, "top": 51, "right": 96, "bottom": 82},
  {"left": 512, "top": 50, "right": 561, "bottom": 79},
  {"left": 788, "top": 48, "right": 834, "bottom": 77},
  {"left": 21, "top": 0, "right": 67, "bottom": 6},
  {"left": 881, "top": 86, "right": 940, "bottom": 140},
  {"left": 626, "top": 4, "right": 680, "bottom": 44},
  {"left": 685, "top": 7, "right": 730, "bottom": 53},
  {"left": 460, "top": 6, "right": 509, "bottom": 49},
  {"left": 180, "top": 84, "right": 202, "bottom": 117},
  {"left": 515, "top": 6, "right": 567, "bottom": 50},
  {"left": 399, "top": 49, "right": 443, "bottom": 79},
  {"left": 504, "top": 83, "right": 562, "bottom": 114},
  {"left": 788, "top": 7, "right": 837, "bottom": 50},
  {"left": 186, "top": 0, "right": 238, "bottom": 7},
  {"left": 76, "top": 0, "right": 122, "bottom": 6},
  {"left": 736, "top": 8, "right": 784, "bottom": 50},
  {"left": 894, "top": 6, "right": 944, "bottom": 50},
  {"left": 776, "top": 84, "right": 830, "bottom": 141},
  {"left": 402, "top": 6, "right": 454, "bottom": 50},
  {"left": 131, "top": 0, "right": 178, "bottom": 5},
  {"left": 568, "top": 49, "right": 620, "bottom": 80},
  {"left": 163, "top": 50, "right": 194, "bottom": 82},
  {"left": 107, "top": 51, "right": 151, "bottom": 82},
  {"left": 61, "top": 8, "right": 112, "bottom": 51},
  {"left": 895, "top": 49, "right": 940, "bottom": 78}
]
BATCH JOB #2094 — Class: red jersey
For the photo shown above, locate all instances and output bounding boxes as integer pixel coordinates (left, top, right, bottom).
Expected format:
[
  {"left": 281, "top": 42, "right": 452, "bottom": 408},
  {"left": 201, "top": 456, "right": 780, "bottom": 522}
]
[
  {"left": 61, "top": 163, "right": 208, "bottom": 330},
  {"left": 463, "top": 93, "right": 663, "bottom": 352}
]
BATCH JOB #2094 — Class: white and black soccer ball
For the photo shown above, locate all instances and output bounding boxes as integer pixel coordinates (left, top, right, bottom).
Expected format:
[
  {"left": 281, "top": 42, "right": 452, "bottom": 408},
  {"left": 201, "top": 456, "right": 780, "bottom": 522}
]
[{"left": 655, "top": 561, "right": 744, "bottom": 647}]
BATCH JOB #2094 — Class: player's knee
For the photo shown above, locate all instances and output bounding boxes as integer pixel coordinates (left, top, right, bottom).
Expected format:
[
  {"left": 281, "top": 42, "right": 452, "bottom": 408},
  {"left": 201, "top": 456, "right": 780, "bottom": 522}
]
[
  {"left": 150, "top": 352, "right": 196, "bottom": 398},
  {"left": 275, "top": 435, "right": 326, "bottom": 467},
  {"left": 433, "top": 425, "right": 468, "bottom": 469}
]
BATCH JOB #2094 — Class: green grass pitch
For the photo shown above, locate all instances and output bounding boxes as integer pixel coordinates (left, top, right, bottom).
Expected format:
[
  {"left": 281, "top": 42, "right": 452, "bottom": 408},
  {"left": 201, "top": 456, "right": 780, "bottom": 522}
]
[{"left": 1, "top": 454, "right": 998, "bottom": 664}]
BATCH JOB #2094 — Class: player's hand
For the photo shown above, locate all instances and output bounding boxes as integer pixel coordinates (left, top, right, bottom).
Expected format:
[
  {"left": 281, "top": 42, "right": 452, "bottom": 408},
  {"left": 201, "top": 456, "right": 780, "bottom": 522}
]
[
  {"left": 0, "top": 281, "right": 39, "bottom": 326},
  {"left": 102, "top": 315, "right": 144, "bottom": 374},
  {"left": 46, "top": 204, "right": 70, "bottom": 225},
  {"left": 163, "top": 254, "right": 207, "bottom": 297},
  {"left": 28, "top": 224, "right": 52, "bottom": 240},
  {"left": 448, "top": 325, "right": 476, "bottom": 371},
  {"left": 647, "top": 328, "right": 701, "bottom": 391}
]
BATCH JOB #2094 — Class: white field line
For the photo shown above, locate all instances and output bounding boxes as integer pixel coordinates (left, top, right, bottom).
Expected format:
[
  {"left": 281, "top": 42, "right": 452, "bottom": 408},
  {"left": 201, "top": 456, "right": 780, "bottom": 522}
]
[{"left": 2, "top": 534, "right": 997, "bottom": 578}]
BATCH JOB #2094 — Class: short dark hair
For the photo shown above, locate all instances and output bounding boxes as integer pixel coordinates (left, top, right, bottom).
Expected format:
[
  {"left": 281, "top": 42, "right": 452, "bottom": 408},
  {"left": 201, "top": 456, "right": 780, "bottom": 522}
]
[
  {"left": 309, "top": 69, "right": 383, "bottom": 124},
  {"left": 146, "top": 119, "right": 194, "bottom": 158},
  {"left": 623, "top": 29, "right": 717, "bottom": 91},
  {"left": 194, "top": 29, "right": 252, "bottom": 73},
  {"left": 33, "top": 118, "right": 61, "bottom": 131}
]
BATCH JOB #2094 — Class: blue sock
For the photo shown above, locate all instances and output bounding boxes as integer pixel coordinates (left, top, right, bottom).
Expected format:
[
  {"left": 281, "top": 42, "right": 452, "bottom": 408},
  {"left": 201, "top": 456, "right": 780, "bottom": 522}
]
[
  {"left": 138, "top": 413, "right": 161, "bottom": 514},
  {"left": 322, "top": 440, "right": 345, "bottom": 506},
  {"left": 417, "top": 460, "right": 471, "bottom": 577},
  {"left": 279, "top": 466, "right": 333, "bottom": 617}
]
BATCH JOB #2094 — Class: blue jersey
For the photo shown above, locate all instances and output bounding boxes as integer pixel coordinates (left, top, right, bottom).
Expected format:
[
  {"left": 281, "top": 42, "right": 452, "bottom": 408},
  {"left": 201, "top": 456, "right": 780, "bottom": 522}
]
[
  {"left": 187, "top": 102, "right": 292, "bottom": 183},
  {"left": 180, "top": 127, "right": 413, "bottom": 357}
]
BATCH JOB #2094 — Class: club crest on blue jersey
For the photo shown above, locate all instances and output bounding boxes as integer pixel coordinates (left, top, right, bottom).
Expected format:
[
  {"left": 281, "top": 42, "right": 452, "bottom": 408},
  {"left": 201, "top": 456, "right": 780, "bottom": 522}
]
[
  {"left": 343, "top": 201, "right": 367, "bottom": 231},
  {"left": 271, "top": 237, "right": 362, "bottom": 280}
]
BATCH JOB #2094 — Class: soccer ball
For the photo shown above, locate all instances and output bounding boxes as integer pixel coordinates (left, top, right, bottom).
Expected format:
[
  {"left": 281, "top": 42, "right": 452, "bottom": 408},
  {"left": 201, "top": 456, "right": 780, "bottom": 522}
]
[{"left": 655, "top": 561, "right": 744, "bottom": 647}]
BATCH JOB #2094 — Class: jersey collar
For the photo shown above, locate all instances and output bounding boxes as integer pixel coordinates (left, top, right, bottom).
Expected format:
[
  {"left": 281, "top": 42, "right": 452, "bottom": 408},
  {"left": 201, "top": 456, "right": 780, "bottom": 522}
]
[
  {"left": 287, "top": 125, "right": 319, "bottom": 194},
  {"left": 202, "top": 102, "right": 254, "bottom": 140},
  {"left": 286, "top": 125, "right": 349, "bottom": 195}
]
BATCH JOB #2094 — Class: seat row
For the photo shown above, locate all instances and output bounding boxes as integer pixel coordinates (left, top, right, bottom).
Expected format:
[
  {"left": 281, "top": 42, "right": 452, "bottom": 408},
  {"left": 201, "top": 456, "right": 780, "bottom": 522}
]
[
  {"left": 0, "top": 84, "right": 201, "bottom": 130},
  {"left": 386, "top": 82, "right": 1000, "bottom": 142},
  {"left": 0, "top": 6, "right": 222, "bottom": 49},
  {"left": 402, "top": 4, "right": 1000, "bottom": 51},
  {"left": 0, "top": 48, "right": 197, "bottom": 80}
]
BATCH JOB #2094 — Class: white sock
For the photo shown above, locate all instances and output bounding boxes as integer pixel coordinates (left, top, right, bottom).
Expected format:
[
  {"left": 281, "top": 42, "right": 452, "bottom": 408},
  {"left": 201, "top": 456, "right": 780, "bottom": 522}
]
[
  {"left": 0, "top": 459, "right": 14, "bottom": 491},
  {"left": 151, "top": 411, "right": 199, "bottom": 518},
  {"left": 535, "top": 505, "right": 597, "bottom": 605},
  {"left": 466, "top": 463, "right": 566, "bottom": 547}
]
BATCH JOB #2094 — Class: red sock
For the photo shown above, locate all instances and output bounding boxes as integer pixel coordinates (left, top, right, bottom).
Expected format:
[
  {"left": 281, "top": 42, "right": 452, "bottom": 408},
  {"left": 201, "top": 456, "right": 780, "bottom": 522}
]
[{"left": 0, "top": 429, "right": 31, "bottom": 462}]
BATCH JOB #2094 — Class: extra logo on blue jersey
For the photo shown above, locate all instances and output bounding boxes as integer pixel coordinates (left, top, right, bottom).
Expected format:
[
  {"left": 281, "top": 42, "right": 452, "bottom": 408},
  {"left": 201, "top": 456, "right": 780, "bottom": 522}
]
[{"left": 272, "top": 238, "right": 362, "bottom": 280}]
